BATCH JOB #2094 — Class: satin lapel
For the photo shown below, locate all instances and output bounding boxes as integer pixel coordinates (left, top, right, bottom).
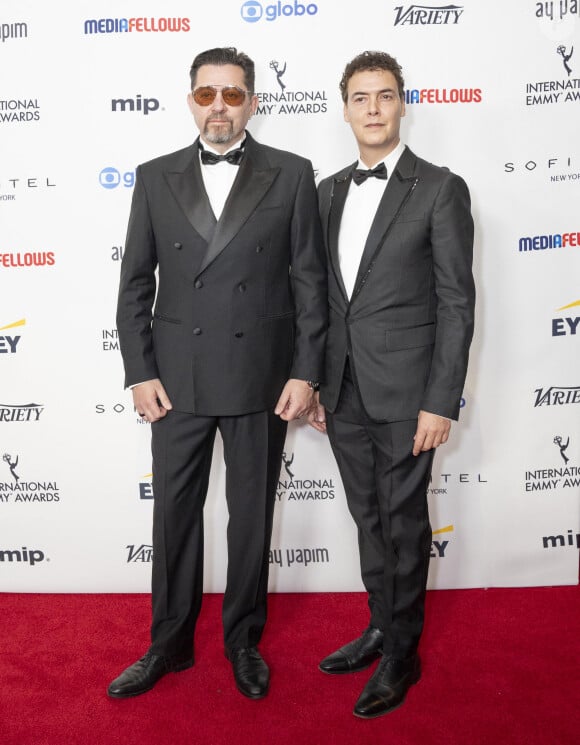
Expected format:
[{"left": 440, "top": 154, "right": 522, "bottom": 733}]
[
  {"left": 352, "top": 151, "right": 419, "bottom": 299},
  {"left": 197, "top": 140, "right": 280, "bottom": 276},
  {"left": 327, "top": 170, "right": 353, "bottom": 304},
  {"left": 164, "top": 142, "right": 216, "bottom": 245}
]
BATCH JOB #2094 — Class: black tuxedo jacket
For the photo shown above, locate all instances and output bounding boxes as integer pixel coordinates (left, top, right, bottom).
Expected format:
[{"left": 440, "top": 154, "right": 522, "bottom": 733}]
[
  {"left": 116, "top": 132, "right": 327, "bottom": 416},
  {"left": 317, "top": 146, "right": 475, "bottom": 422}
]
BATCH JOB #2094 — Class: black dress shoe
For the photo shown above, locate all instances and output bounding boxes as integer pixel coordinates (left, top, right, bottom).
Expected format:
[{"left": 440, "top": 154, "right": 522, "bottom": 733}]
[
  {"left": 107, "top": 652, "right": 193, "bottom": 698},
  {"left": 228, "top": 647, "right": 270, "bottom": 699},
  {"left": 353, "top": 654, "right": 421, "bottom": 719},
  {"left": 319, "top": 626, "right": 383, "bottom": 674}
]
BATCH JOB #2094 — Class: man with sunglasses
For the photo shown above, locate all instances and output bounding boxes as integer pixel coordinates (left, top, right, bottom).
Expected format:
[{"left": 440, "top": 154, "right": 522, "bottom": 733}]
[{"left": 110, "top": 47, "right": 326, "bottom": 701}]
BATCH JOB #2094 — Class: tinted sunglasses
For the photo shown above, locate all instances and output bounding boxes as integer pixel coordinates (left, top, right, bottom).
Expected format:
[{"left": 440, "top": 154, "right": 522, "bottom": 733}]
[{"left": 192, "top": 85, "right": 251, "bottom": 107}]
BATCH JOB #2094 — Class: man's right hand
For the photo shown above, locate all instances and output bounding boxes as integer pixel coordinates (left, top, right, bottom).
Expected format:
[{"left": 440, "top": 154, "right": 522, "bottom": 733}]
[
  {"left": 132, "top": 379, "right": 172, "bottom": 422},
  {"left": 307, "top": 392, "right": 327, "bottom": 434}
]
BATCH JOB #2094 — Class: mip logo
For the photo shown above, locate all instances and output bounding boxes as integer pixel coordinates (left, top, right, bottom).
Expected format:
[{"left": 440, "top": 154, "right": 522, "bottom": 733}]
[
  {"left": 240, "top": 0, "right": 318, "bottom": 22},
  {"left": 98, "top": 167, "right": 135, "bottom": 189}
]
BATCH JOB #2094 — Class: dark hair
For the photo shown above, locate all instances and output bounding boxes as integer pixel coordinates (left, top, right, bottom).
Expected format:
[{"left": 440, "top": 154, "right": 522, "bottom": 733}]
[
  {"left": 189, "top": 47, "right": 255, "bottom": 92},
  {"left": 339, "top": 51, "right": 404, "bottom": 102}
]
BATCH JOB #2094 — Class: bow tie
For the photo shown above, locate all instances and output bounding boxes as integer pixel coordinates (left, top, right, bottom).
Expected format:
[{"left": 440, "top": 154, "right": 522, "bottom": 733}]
[
  {"left": 200, "top": 145, "right": 245, "bottom": 166},
  {"left": 352, "top": 162, "right": 388, "bottom": 185}
]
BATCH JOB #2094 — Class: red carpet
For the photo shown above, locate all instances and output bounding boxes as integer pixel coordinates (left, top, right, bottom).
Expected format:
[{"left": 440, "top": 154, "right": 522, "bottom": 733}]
[{"left": 1, "top": 588, "right": 578, "bottom": 745}]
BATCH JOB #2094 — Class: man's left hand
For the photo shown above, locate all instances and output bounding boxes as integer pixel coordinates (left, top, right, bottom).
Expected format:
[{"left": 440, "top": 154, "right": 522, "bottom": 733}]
[
  {"left": 274, "top": 379, "right": 315, "bottom": 421},
  {"left": 412, "top": 410, "right": 451, "bottom": 456}
]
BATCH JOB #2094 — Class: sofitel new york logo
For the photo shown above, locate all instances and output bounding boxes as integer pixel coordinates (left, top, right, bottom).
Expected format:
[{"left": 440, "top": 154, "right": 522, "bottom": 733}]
[
  {"left": 524, "top": 435, "right": 580, "bottom": 492},
  {"left": 525, "top": 43, "right": 579, "bottom": 105},
  {"left": 0, "top": 453, "right": 60, "bottom": 503},
  {"left": 277, "top": 450, "right": 336, "bottom": 501},
  {"left": 393, "top": 4, "right": 464, "bottom": 25},
  {"left": 255, "top": 61, "right": 327, "bottom": 116}
]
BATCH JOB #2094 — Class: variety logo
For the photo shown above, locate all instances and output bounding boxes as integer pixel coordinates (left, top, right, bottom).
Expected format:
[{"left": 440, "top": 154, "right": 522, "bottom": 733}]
[
  {"left": 0, "top": 98, "right": 40, "bottom": 123},
  {"left": 241, "top": 0, "right": 318, "bottom": 22},
  {"left": 0, "top": 175, "right": 56, "bottom": 202},
  {"left": 503, "top": 154, "right": 580, "bottom": 184},
  {"left": 84, "top": 18, "right": 190, "bottom": 34},
  {"left": 525, "top": 434, "right": 579, "bottom": 491},
  {"left": 431, "top": 524, "right": 453, "bottom": 558},
  {"left": 0, "top": 403, "right": 44, "bottom": 422},
  {"left": 276, "top": 451, "right": 336, "bottom": 501},
  {"left": 542, "top": 529, "right": 580, "bottom": 549},
  {"left": 99, "top": 167, "right": 135, "bottom": 189},
  {"left": 256, "top": 60, "right": 327, "bottom": 116},
  {"left": 533, "top": 385, "right": 580, "bottom": 406},
  {"left": 0, "top": 252, "right": 55, "bottom": 268},
  {"left": 404, "top": 87, "right": 482, "bottom": 104},
  {"left": 0, "top": 547, "right": 46, "bottom": 565},
  {"left": 0, "top": 319, "right": 25, "bottom": 354},
  {"left": 101, "top": 328, "right": 119, "bottom": 351},
  {"left": 126, "top": 544, "right": 153, "bottom": 562},
  {"left": 111, "top": 95, "right": 161, "bottom": 116},
  {"left": 0, "top": 21, "right": 28, "bottom": 42},
  {"left": 269, "top": 546, "right": 329, "bottom": 567},
  {"left": 551, "top": 300, "right": 580, "bottom": 336},
  {"left": 518, "top": 230, "right": 580, "bottom": 252},
  {"left": 393, "top": 4, "right": 464, "bottom": 25},
  {"left": 428, "top": 471, "right": 487, "bottom": 496},
  {"left": 0, "top": 453, "right": 60, "bottom": 503},
  {"left": 525, "top": 43, "right": 580, "bottom": 105}
]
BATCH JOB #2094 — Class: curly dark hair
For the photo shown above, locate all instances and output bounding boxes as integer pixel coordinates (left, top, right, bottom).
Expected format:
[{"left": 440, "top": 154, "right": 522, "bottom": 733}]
[
  {"left": 189, "top": 47, "right": 255, "bottom": 92},
  {"left": 339, "top": 51, "right": 404, "bottom": 102}
]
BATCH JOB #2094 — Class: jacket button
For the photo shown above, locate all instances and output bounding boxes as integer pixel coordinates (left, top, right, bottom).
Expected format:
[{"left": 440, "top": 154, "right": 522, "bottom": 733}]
[
  {"left": 174, "top": 242, "right": 182, "bottom": 249},
  {"left": 234, "top": 331, "right": 244, "bottom": 338},
  {"left": 238, "top": 283, "right": 246, "bottom": 292},
  {"left": 193, "top": 327, "right": 202, "bottom": 335},
  {"left": 256, "top": 245, "right": 263, "bottom": 253},
  {"left": 194, "top": 280, "right": 203, "bottom": 289}
]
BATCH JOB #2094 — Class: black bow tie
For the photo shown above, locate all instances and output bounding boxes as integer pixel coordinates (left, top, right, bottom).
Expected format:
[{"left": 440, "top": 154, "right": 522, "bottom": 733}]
[
  {"left": 352, "top": 162, "right": 388, "bottom": 185},
  {"left": 200, "top": 145, "right": 245, "bottom": 166}
]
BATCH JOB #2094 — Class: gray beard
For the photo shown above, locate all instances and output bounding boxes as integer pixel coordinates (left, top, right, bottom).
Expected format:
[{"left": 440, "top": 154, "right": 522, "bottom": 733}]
[{"left": 203, "top": 121, "right": 234, "bottom": 144}]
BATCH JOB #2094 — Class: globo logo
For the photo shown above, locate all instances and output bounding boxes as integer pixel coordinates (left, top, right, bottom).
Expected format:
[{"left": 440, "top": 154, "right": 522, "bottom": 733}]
[{"left": 240, "top": 0, "right": 318, "bottom": 22}]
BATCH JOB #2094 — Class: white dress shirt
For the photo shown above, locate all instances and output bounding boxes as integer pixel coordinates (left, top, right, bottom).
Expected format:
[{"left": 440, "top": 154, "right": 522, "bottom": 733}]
[
  {"left": 338, "top": 141, "right": 406, "bottom": 298},
  {"left": 199, "top": 137, "right": 245, "bottom": 220}
]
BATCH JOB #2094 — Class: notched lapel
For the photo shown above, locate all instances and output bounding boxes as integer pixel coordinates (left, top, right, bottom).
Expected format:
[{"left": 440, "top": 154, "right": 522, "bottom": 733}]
[
  {"left": 197, "top": 154, "right": 280, "bottom": 275},
  {"left": 165, "top": 148, "right": 216, "bottom": 244}
]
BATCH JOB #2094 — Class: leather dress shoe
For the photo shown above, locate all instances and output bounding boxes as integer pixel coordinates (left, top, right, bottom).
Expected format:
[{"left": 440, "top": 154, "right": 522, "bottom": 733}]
[
  {"left": 353, "top": 654, "right": 421, "bottom": 718},
  {"left": 228, "top": 647, "right": 269, "bottom": 699},
  {"left": 319, "top": 626, "right": 383, "bottom": 674},
  {"left": 107, "top": 652, "right": 193, "bottom": 698}
]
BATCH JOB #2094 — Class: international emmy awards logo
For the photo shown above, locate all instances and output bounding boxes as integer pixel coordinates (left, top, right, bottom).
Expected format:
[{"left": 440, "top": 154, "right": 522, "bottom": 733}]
[
  {"left": 556, "top": 45, "right": 574, "bottom": 77},
  {"left": 3, "top": 452, "right": 20, "bottom": 482},
  {"left": 553, "top": 435, "right": 570, "bottom": 465},
  {"left": 270, "top": 60, "right": 287, "bottom": 91}
]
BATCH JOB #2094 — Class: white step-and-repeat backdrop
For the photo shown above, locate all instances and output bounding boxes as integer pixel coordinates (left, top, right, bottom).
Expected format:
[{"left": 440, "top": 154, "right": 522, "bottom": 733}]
[{"left": 1, "top": 1, "right": 579, "bottom": 592}]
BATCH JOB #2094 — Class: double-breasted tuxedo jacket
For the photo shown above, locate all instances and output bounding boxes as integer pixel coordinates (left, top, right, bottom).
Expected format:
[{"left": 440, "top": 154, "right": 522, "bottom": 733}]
[
  {"left": 318, "top": 146, "right": 475, "bottom": 423},
  {"left": 117, "top": 132, "right": 327, "bottom": 414}
]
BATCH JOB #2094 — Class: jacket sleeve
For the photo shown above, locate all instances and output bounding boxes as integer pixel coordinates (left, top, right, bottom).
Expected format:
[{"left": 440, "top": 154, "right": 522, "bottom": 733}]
[
  {"left": 420, "top": 172, "right": 475, "bottom": 420},
  {"left": 115, "top": 165, "right": 160, "bottom": 387},
  {"left": 288, "top": 161, "right": 328, "bottom": 382}
]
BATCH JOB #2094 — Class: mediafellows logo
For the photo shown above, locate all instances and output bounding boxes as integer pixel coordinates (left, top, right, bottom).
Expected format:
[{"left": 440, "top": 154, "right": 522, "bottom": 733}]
[
  {"left": 0, "top": 21, "right": 28, "bottom": 42},
  {"left": 0, "top": 252, "right": 55, "bottom": 268},
  {"left": 518, "top": 230, "right": 580, "bottom": 252},
  {"left": 393, "top": 4, "right": 464, "bottom": 25},
  {"left": 0, "top": 98, "right": 40, "bottom": 124},
  {"left": 256, "top": 60, "right": 327, "bottom": 116},
  {"left": 84, "top": 18, "right": 190, "bottom": 34},
  {"left": 551, "top": 300, "right": 580, "bottom": 337},
  {"left": 0, "top": 319, "right": 24, "bottom": 354},
  {"left": 405, "top": 87, "right": 482, "bottom": 104},
  {"left": 241, "top": 0, "right": 318, "bottom": 23}
]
